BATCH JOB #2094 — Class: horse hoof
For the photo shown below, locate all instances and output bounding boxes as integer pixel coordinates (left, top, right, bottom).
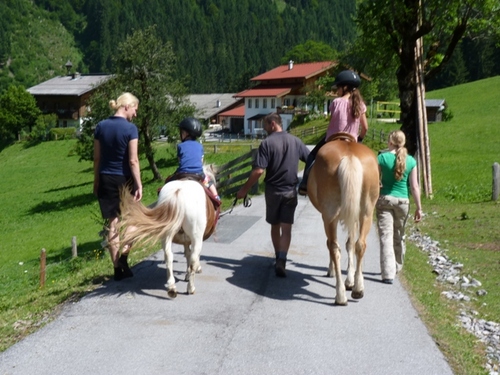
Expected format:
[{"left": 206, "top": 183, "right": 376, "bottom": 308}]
[
  {"left": 326, "top": 271, "right": 334, "bottom": 278},
  {"left": 187, "top": 289, "right": 196, "bottom": 295},
  {"left": 352, "top": 290, "right": 364, "bottom": 299},
  {"left": 167, "top": 289, "right": 178, "bottom": 298},
  {"left": 345, "top": 284, "right": 353, "bottom": 291},
  {"left": 334, "top": 300, "right": 348, "bottom": 306}
]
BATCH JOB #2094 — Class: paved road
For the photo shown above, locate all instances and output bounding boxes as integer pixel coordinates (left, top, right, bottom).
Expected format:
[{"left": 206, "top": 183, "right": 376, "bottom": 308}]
[{"left": 0, "top": 193, "right": 453, "bottom": 375}]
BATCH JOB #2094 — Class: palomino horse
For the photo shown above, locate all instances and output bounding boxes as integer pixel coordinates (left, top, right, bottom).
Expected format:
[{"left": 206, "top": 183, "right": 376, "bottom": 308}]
[
  {"left": 307, "top": 134, "right": 379, "bottom": 305},
  {"left": 119, "top": 178, "right": 217, "bottom": 298}
]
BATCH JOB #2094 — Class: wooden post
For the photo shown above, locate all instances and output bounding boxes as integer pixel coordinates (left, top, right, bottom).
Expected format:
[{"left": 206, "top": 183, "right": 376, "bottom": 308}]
[
  {"left": 40, "top": 248, "right": 46, "bottom": 288},
  {"left": 493, "top": 162, "right": 499, "bottom": 201},
  {"left": 416, "top": 2, "right": 433, "bottom": 198},
  {"left": 71, "top": 236, "right": 77, "bottom": 258}
]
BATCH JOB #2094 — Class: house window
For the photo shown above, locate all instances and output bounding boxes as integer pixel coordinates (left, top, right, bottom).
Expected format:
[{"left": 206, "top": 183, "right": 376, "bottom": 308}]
[
  {"left": 248, "top": 99, "right": 252, "bottom": 108},
  {"left": 284, "top": 98, "right": 291, "bottom": 106},
  {"left": 263, "top": 99, "right": 267, "bottom": 109},
  {"left": 271, "top": 99, "right": 275, "bottom": 109},
  {"left": 255, "top": 99, "right": 259, "bottom": 108}
]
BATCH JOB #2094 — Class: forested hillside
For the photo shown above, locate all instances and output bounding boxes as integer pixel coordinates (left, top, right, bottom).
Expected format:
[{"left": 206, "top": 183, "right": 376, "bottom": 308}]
[
  {"left": 0, "top": 0, "right": 356, "bottom": 93},
  {"left": 0, "top": 0, "right": 499, "bottom": 94},
  {"left": 0, "top": 0, "right": 84, "bottom": 90}
]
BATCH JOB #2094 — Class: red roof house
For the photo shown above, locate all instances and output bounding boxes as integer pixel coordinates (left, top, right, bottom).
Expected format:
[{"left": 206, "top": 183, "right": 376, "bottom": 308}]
[{"left": 234, "top": 60, "right": 337, "bottom": 135}]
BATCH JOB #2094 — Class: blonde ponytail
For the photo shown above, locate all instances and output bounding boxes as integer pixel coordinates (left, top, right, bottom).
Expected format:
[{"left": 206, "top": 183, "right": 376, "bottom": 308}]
[{"left": 389, "top": 130, "right": 408, "bottom": 181}]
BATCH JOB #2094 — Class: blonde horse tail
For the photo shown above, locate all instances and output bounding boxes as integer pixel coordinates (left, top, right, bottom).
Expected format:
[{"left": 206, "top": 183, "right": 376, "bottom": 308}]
[
  {"left": 119, "top": 188, "right": 185, "bottom": 248},
  {"left": 338, "top": 156, "right": 363, "bottom": 236}
]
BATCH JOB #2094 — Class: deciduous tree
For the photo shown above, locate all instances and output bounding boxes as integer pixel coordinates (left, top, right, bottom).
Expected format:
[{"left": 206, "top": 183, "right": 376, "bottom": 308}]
[
  {"left": 355, "top": 0, "right": 500, "bottom": 155},
  {"left": 0, "top": 85, "right": 41, "bottom": 140},
  {"left": 75, "top": 25, "right": 194, "bottom": 181}
]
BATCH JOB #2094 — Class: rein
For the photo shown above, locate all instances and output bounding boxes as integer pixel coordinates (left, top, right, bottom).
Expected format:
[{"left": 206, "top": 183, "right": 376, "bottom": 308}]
[{"left": 219, "top": 195, "right": 252, "bottom": 217}]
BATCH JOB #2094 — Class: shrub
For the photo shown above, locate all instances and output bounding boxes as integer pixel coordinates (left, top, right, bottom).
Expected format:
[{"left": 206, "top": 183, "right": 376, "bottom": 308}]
[{"left": 49, "top": 127, "right": 77, "bottom": 140}]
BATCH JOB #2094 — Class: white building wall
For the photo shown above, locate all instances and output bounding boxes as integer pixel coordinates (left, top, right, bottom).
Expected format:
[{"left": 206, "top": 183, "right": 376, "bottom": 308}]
[{"left": 243, "top": 96, "right": 298, "bottom": 135}]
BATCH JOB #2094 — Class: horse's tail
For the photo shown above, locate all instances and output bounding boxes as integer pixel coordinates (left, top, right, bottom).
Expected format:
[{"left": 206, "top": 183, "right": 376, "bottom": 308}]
[
  {"left": 338, "top": 155, "right": 363, "bottom": 236},
  {"left": 119, "top": 187, "right": 185, "bottom": 248}
]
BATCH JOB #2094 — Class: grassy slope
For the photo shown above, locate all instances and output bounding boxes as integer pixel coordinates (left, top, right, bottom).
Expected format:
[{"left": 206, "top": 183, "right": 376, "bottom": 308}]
[
  {"left": 0, "top": 140, "right": 240, "bottom": 350},
  {"left": 400, "top": 77, "right": 500, "bottom": 374}
]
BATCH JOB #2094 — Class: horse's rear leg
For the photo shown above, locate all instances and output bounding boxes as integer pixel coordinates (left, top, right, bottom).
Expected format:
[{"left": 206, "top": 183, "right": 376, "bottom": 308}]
[
  {"left": 351, "top": 214, "right": 372, "bottom": 299},
  {"left": 184, "top": 244, "right": 202, "bottom": 281},
  {"left": 186, "top": 235, "right": 203, "bottom": 295},
  {"left": 162, "top": 236, "right": 177, "bottom": 298},
  {"left": 329, "top": 241, "right": 347, "bottom": 305},
  {"left": 326, "top": 239, "right": 335, "bottom": 278},
  {"left": 324, "top": 219, "right": 347, "bottom": 305},
  {"left": 344, "top": 236, "right": 355, "bottom": 290}
]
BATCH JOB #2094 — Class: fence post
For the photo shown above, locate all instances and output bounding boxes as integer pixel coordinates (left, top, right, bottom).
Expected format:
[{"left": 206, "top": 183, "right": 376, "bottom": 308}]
[
  {"left": 71, "top": 236, "right": 78, "bottom": 258},
  {"left": 493, "top": 162, "right": 499, "bottom": 201},
  {"left": 40, "top": 248, "right": 46, "bottom": 288}
]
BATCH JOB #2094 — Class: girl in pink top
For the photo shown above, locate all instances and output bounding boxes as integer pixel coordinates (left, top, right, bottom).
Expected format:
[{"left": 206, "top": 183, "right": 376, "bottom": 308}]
[{"left": 299, "top": 70, "right": 368, "bottom": 195}]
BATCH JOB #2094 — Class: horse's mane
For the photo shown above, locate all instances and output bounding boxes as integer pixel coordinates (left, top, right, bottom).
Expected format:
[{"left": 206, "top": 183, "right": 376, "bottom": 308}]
[{"left": 203, "top": 164, "right": 216, "bottom": 182}]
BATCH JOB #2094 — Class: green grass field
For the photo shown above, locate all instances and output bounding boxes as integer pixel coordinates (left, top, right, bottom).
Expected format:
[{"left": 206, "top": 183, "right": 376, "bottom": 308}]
[{"left": 0, "top": 77, "right": 499, "bottom": 374}]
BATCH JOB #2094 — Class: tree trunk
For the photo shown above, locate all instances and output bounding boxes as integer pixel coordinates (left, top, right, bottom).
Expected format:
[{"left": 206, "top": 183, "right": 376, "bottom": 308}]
[
  {"left": 142, "top": 126, "right": 163, "bottom": 181},
  {"left": 397, "top": 37, "right": 419, "bottom": 157}
]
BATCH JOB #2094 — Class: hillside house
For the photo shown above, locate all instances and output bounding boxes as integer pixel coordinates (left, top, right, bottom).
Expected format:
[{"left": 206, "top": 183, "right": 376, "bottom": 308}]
[
  {"left": 188, "top": 94, "right": 243, "bottom": 128},
  {"left": 234, "top": 60, "right": 338, "bottom": 135},
  {"left": 27, "top": 73, "right": 111, "bottom": 129}
]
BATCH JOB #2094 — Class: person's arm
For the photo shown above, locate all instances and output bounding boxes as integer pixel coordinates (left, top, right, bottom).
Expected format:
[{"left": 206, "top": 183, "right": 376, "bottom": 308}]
[
  {"left": 93, "top": 139, "right": 100, "bottom": 197},
  {"left": 357, "top": 113, "right": 368, "bottom": 142},
  {"left": 236, "top": 168, "right": 264, "bottom": 200},
  {"left": 128, "top": 138, "right": 142, "bottom": 201},
  {"left": 409, "top": 167, "right": 422, "bottom": 222}
]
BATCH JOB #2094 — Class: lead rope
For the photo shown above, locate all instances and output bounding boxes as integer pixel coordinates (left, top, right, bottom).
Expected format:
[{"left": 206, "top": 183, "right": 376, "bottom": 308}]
[{"left": 219, "top": 194, "right": 252, "bottom": 217}]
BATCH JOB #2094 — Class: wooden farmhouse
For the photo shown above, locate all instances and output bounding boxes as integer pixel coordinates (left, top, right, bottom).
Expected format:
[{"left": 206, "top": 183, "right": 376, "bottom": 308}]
[
  {"left": 27, "top": 72, "right": 111, "bottom": 129},
  {"left": 234, "top": 60, "right": 338, "bottom": 135}
]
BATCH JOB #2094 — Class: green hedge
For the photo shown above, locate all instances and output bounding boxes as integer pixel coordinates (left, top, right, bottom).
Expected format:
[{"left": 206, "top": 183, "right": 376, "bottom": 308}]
[{"left": 49, "top": 127, "right": 77, "bottom": 140}]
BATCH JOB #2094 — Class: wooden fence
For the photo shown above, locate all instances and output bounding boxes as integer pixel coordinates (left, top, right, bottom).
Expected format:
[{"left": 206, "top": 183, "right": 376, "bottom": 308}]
[{"left": 213, "top": 148, "right": 258, "bottom": 198}]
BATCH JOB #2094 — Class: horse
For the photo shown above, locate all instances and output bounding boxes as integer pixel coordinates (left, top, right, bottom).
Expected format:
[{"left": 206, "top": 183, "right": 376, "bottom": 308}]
[
  {"left": 118, "top": 170, "right": 218, "bottom": 298},
  {"left": 307, "top": 134, "right": 379, "bottom": 305}
]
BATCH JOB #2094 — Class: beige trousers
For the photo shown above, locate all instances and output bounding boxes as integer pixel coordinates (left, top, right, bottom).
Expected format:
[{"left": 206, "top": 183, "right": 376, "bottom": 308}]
[{"left": 376, "top": 195, "right": 410, "bottom": 280}]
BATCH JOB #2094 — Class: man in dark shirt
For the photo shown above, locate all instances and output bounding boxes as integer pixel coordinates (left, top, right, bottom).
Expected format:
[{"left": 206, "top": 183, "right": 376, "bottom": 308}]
[{"left": 236, "top": 113, "right": 310, "bottom": 277}]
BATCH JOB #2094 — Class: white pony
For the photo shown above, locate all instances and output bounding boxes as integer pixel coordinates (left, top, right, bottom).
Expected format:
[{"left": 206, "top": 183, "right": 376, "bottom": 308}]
[{"left": 119, "top": 177, "right": 217, "bottom": 298}]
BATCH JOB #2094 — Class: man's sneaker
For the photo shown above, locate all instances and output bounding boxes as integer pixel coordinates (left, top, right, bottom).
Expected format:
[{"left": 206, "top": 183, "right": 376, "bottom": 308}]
[{"left": 275, "top": 258, "right": 287, "bottom": 278}]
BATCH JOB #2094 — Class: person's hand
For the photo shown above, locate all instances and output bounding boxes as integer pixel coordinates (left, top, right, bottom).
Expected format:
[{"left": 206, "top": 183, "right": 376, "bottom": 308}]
[
  {"left": 414, "top": 209, "right": 422, "bottom": 222},
  {"left": 236, "top": 188, "right": 247, "bottom": 200},
  {"left": 134, "top": 186, "right": 143, "bottom": 201}
]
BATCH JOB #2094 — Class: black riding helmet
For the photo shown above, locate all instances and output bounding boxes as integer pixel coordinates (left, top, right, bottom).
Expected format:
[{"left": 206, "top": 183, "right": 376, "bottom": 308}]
[
  {"left": 332, "top": 70, "right": 361, "bottom": 89},
  {"left": 178, "top": 117, "right": 203, "bottom": 139}
]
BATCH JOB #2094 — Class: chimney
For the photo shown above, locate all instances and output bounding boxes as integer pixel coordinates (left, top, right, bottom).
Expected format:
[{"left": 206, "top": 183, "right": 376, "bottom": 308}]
[
  {"left": 216, "top": 99, "right": 221, "bottom": 108},
  {"left": 288, "top": 60, "right": 294, "bottom": 70},
  {"left": 65, "top": 60, "right": 73, "bottom": 75}
]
